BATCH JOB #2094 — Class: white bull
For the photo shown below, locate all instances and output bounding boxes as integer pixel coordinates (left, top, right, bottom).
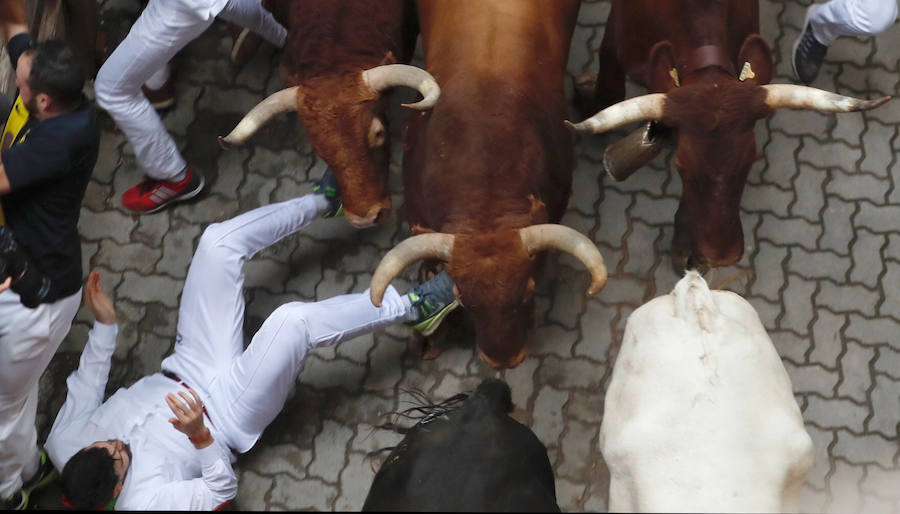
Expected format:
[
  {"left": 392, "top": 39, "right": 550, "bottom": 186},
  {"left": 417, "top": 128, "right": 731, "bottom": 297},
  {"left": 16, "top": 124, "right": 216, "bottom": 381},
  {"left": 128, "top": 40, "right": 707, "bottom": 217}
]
[{"left": 600, "top": 271, "right": 813, "bottom": 513}]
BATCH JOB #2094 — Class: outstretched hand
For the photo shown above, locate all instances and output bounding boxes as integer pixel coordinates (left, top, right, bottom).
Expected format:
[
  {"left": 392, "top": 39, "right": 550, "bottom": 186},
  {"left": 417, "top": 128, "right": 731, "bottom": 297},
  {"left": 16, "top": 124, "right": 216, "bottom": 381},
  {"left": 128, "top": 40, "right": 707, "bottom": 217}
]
[
  {"left": 85, "top": 271, "right": 116, "bottom": 325},
  {"left": 0, "top": 276, "right": 10, "bottom": 294}
]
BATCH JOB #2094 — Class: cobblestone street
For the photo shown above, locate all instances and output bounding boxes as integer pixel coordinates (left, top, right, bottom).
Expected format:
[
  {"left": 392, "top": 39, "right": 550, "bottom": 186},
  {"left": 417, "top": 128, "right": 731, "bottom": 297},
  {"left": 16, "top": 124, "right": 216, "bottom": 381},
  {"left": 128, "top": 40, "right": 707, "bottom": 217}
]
[{"left": 28, "top": 0, "right": 900, "bottom": 511}]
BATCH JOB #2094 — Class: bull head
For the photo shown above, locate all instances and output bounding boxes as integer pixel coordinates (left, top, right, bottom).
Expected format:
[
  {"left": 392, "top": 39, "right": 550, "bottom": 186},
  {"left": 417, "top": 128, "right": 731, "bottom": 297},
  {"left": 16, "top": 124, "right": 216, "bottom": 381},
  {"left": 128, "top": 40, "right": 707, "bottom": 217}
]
[
  {"left": 567, "top": 35, "right": 890, "bottom": 271},
  {"left": 369, "top": 225, "right": 607, "bottom": 369},
  {"left": 220, "top": 63, "right": 440, "bottom": 228}
]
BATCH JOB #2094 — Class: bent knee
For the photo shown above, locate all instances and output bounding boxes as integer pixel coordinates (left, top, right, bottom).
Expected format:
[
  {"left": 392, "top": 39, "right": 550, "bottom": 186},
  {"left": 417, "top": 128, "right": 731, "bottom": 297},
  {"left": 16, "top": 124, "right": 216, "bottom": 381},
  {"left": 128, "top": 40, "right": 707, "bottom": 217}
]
[{"left": 853, "top": 0, "right": 898, "bottom": 34}]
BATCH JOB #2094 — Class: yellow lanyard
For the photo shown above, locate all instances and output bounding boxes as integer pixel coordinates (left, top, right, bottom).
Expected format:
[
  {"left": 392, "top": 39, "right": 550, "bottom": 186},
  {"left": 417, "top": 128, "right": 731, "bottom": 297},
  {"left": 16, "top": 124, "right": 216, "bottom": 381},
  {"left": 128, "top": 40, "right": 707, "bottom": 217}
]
[{"left": 1, "top": 95, "right": 32, "bottom": 226}]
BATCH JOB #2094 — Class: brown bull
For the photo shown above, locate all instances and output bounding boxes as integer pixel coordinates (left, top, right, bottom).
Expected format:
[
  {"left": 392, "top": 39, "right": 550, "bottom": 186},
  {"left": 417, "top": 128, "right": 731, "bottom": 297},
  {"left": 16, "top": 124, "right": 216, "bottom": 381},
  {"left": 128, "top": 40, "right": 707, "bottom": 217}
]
[
  {"left": 369, "top": 0, "right": 607, "bottom": 369},
  {"left": 570, "top": 0, "right": 889, "bottom": 271},
  {"left": 220, "top": 0, "right": 439, "bottom": 228}
]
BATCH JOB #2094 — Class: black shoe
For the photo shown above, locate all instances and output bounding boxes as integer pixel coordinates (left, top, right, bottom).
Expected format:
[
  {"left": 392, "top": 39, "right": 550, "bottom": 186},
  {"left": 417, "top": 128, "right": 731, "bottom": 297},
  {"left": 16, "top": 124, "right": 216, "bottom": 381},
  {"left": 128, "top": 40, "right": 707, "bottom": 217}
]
[
  {"left": 21, "top": 449, "right": 57, "bottom": 495},
  {"left": 312, "top": 167, "right": 343, "bottom": 218},
  {"left": 2, "top": 490, "right": 27, "bottom": 510},
  {"left": 406, "top": 271, "right": 460, "bottom": 336},
  {"left": 792, "top": 6, "right": 828, "bottom": 84}
]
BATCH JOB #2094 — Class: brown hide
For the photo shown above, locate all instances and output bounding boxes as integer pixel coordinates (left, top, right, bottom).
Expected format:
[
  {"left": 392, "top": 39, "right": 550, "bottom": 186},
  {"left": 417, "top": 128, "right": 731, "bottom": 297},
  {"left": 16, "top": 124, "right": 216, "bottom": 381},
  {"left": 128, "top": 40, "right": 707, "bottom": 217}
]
[
  {"left": 595, "top": 0, "right": 774, "bottom": 269},
  {"left": 276, "top": 0, "right": 418, "bottom": 226},
  {"left": 404, "top": 0, "right": 581, "bottom": 368}
]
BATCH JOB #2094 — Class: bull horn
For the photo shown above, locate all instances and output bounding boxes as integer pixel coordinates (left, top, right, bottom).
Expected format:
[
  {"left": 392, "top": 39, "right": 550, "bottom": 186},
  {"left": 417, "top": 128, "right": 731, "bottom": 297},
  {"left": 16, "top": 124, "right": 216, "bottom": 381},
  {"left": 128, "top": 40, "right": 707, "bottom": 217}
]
[
  {"left": 219, "top": 87, "right": 301, "bottom": 148},
  {"left": 361, "top": 64, "right": 441, "bottom": 111},
  {"left": 565, "top": 93, "right": 666, "bottom": 134},
  {"left": 519, "top": 224, "right": 608, "bottom": 295},
  {"left": 762, "top": 84, "right": 891, "bottom": 112},
  {"left": 370, "top": 233, "right": 455, "bottom": 307}
]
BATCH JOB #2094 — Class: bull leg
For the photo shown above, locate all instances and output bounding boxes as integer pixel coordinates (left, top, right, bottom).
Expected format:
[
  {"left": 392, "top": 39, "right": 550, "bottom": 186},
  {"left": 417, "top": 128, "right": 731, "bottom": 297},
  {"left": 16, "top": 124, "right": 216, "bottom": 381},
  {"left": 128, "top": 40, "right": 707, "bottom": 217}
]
[{"left": 593, "top": 10, "right": 626, "bottom": 111}]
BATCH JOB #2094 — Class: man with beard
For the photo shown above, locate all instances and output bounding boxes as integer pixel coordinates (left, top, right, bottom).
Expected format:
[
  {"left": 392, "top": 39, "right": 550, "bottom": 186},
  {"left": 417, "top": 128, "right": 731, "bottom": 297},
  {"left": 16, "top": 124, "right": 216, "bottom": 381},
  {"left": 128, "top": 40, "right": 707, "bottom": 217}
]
[{"left": 1, "top": 5, "right": 100, "bottom": 509}]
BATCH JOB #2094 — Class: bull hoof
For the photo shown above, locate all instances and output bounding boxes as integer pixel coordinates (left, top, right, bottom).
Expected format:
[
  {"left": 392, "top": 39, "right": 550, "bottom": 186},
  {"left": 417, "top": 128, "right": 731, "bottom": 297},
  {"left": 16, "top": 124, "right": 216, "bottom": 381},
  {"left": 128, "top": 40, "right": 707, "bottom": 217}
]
[
  {"left": 573, "top": 73, "right": 599, "bottom": 119},
  {"left": 407, "top": 331, "right": 448, "bottom": 361}
]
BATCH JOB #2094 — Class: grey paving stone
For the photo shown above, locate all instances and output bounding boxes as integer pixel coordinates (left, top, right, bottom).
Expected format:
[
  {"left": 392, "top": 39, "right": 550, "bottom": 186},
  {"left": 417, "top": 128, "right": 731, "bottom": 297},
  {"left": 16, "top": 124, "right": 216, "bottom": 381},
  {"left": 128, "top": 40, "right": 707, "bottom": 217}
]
[
  {"left": 298, "top": 355, "right": 366, "bottom": 393},
  {"left": 532, "top": 324, "right": 579, "bottom": 359},
  {"left": 503, "top": 356, "right": 540, "bottom": 411},
  {"left": 242, "top": 443, "right": 311, "bottom": 480},
  {"left": 874, "top": 347, "right": 900, "bottom": 380},
  {"left": 780, "top": 274, "right": 817, "bottom": 334},
  {"left": 757, "top": 213, "right": 820, "bottom": 251},
  {"left": 832, "top": 431, "right": 896, "bottom": 467},
  {"left": 556, "top": 475, "right": 587, "bottom": 512},
  {"left": 536, "top": 356, "right": 604, "bottom": 390},
  {"left": 868, "top": 375, "right": 900, "bottom": 438},
  {"left": 335, "top": 452, "right": 376, "bottom": 511},
  {"left": 879, "top": 261, "right": 900, "bottom": 321},
  {"left": 78, "top": 209, "right": 135, "bottom": 244},
  {"left": 771, "top": 329, "right": 813, "bottom": 365},
  {"left": 788, "top": 247, "right": 851, "bottom": 281},
  {"left": 623, "top": 220, "right": 661, "bottom": 276},
  {"left": 860, "top": 121, "right": 896, "bottom": 178},
  {"left": 744, "top": 182, "right": 792, "bottom": 216},
  {"left": 850, "top": 229, "right": 886, "bottom": 287},
  {"left": 133, "top": 213, "right": 171, "bottom": 248},
  {"left": 803, "top": 424, "right": 835, "bottom": 489},
  {"left": 856, "top": 201, "right": 900, "bottom": 234},
  {"left": 838, "top": 341, "right": 876, "bottom": 402},
  {"left": 792, "top": 165, "right": 827, "bottom": 222},
  {"left": 594, "top": 189, "right": 632, "bottom": 247},
  {"left": 270, "top": 475, "right": 337, "bottom": 511},
  {"left": 816, "top": 281, "right": 879, "bottom": 317},
  {"left": 804, "top": 396, "right": 868, "bottom": 432},
  {"left": 576, "top": 299, "right": 616, "bottom": 362},
  {"left": 819, "top": 195, "right": 857, "bottom": 255},
  {"left": 861, "top": 467, "right": 900, "bottom": 500},
  {"left": 118, "top": 271, "right": 183, "bottom": 308},
  {"left": 234, "top": 469, "right": 274, "bottom": 510},
  {"left": 784, "top": 361, "right": 839, "bottom": 395},
  {"left": 827, "top": 459, "right": 865, "bottom": 514},
  {"left": 308, "top": 420, "right": 355, "bottom": 484},
  {"left": 761, "top": 131, "right": 802, "bottom": 188},
  {"left": 831, "top": 111, "right": 866, "bottom": 148},
  {"left": 846, "top": 313, "right": 900, "bottom": 348},
  {"left": 532, "top": 386, "right": 568, "bottom": 447}
]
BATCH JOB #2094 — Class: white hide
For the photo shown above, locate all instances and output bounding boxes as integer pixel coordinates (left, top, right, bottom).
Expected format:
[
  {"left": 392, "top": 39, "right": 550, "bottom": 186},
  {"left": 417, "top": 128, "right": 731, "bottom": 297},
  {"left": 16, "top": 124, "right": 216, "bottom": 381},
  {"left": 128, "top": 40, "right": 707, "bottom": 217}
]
[{"left": 600, "top": 271, "right": 813, "bottom": 513}]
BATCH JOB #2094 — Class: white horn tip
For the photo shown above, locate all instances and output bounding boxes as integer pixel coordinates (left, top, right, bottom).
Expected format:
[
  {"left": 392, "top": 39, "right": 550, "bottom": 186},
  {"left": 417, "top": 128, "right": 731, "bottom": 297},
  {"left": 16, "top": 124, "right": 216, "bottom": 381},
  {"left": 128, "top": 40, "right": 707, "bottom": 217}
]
[
  {"left": 370, "top": 290, "right": 385, "bottom": 308},
  {"left": 564, "top": 120, "right": 577, "bottom": 132},
  {"left": 218, "top": 135, "right": 235, "bottom": 150}
]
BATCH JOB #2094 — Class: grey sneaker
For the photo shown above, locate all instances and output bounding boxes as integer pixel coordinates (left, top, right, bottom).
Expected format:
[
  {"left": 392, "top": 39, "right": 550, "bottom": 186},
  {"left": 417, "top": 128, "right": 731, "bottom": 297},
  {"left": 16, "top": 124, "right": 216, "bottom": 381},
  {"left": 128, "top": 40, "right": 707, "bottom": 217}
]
[
  {"left": 792, "top": 6, "right": 828, "bottom": 84},
  {"left": 312, "top": 167, "right": 343, "bottom": 218},
  {"left": 407, "top": 271, "right": 460, "bottom": 336}
]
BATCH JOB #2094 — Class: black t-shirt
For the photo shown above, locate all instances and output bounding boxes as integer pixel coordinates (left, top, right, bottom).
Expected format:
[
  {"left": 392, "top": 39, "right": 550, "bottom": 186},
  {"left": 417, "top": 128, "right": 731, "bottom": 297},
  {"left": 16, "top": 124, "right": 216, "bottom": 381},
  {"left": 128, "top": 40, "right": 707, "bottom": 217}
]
[{"left": 1, "top": 34, "right": 99, "bottom": 300}]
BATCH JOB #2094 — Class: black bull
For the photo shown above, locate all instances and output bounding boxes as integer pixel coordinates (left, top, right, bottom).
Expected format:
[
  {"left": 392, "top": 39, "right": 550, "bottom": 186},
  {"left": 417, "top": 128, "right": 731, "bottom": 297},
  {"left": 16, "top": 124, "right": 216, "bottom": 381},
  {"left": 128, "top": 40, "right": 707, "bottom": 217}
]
[{"left": 362, "top": 379, "right": 559, "bottom": 512}]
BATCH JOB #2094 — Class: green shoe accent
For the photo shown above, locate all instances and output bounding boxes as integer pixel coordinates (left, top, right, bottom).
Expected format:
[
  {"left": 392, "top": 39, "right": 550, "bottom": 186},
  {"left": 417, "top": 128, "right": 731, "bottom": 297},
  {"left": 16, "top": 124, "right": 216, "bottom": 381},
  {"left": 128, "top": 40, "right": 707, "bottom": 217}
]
[
  {"left": 22, "top": 449, "right": 58, "bottom": 494},
  {"left": 3, "top": 489, "right": 28, "bottom": 510},
  {"left": 409, "top": 298, "right": 459, "bottom": 337}
]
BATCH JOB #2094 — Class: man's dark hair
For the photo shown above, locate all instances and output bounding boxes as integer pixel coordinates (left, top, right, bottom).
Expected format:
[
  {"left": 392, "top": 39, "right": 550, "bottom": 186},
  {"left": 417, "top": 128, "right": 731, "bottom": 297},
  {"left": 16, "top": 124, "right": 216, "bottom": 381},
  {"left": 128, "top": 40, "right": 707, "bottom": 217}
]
[
  {"left": 60, "top": 447, "right": 118, "bottom": 510},
  {"left": 23, "top": 40, "right": 85, "bottom": 110}
]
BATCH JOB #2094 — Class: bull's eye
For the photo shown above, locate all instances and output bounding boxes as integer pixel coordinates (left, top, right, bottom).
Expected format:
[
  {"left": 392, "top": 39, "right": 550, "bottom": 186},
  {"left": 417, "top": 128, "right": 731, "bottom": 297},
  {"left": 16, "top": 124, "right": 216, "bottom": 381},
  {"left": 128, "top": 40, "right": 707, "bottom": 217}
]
[{"left": 368, "top": 118, "right": 386, "bottom": 148}]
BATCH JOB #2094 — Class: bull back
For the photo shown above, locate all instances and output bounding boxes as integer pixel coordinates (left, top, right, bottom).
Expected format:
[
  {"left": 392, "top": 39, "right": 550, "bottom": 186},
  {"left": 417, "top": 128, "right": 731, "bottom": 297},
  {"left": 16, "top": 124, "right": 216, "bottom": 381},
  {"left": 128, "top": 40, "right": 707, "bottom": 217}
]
[
  {"left": 363, "top": 379, "right": 559, "bottom": 512},
  {"left": 601, "top": 272, "right": 813, "bottom": 512}
]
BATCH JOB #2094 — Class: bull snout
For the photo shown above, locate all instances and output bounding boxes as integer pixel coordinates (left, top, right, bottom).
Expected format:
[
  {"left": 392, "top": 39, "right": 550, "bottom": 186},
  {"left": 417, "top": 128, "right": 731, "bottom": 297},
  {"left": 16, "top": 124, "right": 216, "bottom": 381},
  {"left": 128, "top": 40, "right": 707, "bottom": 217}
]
[
  {"left": 344, "top": 200, "right": 392, "bottom": 228},
  {"left": 478, "top": 346, "right": 529, "bottom": 369}
]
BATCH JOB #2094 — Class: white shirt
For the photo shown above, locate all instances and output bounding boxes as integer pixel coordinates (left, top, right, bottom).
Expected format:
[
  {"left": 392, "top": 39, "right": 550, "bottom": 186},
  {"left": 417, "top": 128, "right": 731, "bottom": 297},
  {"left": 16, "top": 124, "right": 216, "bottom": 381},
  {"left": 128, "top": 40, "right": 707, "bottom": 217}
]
[{"left": 45, "top": 322, "right": 238, "bottom": 510}]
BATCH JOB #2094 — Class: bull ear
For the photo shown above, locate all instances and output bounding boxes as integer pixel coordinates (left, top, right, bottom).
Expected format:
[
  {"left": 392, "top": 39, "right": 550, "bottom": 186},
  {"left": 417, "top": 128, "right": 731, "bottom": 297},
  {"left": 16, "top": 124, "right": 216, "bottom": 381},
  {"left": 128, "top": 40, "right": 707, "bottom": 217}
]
[
  {"left": 737, "top": 34, "right": 773, "bottom": 86},
  {"left": 647, "top": 40, "right": 678, "bottom": 93}
]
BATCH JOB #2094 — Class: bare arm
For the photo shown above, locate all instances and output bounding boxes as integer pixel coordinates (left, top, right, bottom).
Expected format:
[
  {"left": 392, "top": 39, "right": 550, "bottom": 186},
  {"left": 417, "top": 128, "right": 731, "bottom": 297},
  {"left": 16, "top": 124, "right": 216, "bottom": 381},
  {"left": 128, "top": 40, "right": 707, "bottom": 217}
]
[
  {"left": 0, "top": 0, "right": 28, "bottom": 44},
  {"left": 0, "top": 161, "right": 11, "bottom": 195}
]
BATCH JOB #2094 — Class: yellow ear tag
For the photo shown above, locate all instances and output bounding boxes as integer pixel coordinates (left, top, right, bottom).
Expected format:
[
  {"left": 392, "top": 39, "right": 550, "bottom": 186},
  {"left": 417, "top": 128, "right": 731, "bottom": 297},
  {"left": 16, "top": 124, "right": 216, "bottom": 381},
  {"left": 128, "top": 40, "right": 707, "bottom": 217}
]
[
  {"left": 669, "top": 68, "right": 680, "bottom": 87},
  {"left": 739, "top": 61, "right": 755, "bottom": 81}
]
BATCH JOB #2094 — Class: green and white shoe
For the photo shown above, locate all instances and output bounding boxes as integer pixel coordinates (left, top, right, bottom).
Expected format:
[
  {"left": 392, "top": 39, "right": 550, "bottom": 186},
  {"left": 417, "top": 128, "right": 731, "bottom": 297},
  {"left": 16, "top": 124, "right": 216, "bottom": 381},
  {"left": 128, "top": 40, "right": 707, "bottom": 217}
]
[
  {"left": 312, "top": 167, "right": 344, "bottom": 218},
  {"left": 407, "top": 271, "right": 460, "bottom": 336}
]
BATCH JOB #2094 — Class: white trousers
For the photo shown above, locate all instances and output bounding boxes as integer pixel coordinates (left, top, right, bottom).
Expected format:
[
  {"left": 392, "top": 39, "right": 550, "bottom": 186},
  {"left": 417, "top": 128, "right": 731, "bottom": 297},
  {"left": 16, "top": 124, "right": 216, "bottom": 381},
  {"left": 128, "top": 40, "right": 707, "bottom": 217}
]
[
  {"left": 94, "top": 0, "right": 287, "bottom": 180},
  {"left": 0, "top": 289, "right": 81, "bottom": 497},
  {"left": 160, "top": 195, "right": 415, "bottom": 453},
  {"left": 809, "top": 0, "right": 898, "bottom": 45}
]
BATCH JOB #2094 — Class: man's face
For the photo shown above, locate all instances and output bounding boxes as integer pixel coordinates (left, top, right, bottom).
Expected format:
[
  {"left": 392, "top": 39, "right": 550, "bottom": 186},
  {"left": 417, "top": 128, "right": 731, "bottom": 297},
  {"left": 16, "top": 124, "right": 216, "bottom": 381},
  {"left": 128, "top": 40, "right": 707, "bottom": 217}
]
[
  {"left": 87, "top": 439, "right": 132, "bottom": 486},
  {"left": 15, "top": 53, "right": 39, "bottom": 114}
]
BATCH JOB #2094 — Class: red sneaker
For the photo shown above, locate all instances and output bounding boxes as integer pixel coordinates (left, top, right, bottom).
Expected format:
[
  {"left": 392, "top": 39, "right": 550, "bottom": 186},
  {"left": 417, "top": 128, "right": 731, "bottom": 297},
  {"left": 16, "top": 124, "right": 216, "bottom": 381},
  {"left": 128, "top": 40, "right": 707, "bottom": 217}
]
[{"left": 122, "top": 168, "right": 205, "bottom": 213}]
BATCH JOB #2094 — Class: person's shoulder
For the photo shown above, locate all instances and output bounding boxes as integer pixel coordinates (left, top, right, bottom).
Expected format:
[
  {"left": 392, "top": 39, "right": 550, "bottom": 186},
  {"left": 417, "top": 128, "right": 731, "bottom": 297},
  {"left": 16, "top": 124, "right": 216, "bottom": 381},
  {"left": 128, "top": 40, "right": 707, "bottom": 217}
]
[{"left": 38, "top": 100, "right": 100, "bottom": 144}]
